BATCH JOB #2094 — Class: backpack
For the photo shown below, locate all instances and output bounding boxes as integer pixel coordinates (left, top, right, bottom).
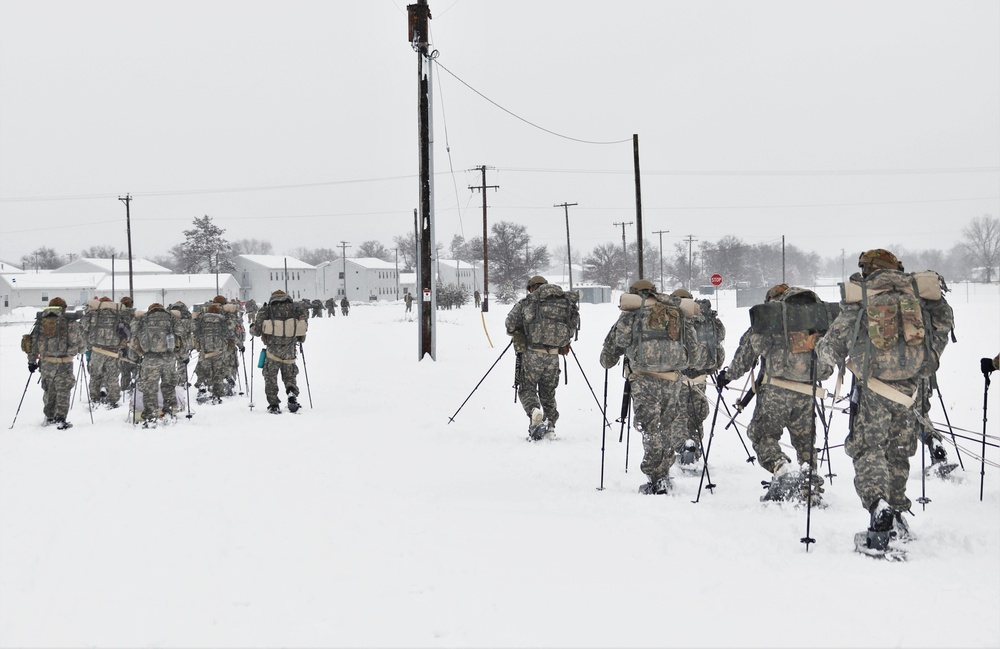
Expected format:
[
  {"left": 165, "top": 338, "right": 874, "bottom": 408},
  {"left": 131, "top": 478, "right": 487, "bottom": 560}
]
[
  {"left": 136, "top": 308, "right": 177, "bottom": 354},
  {"left": 620, "top": 293, "right": 693, "bottom": 373},
  {"left": 841, "top": 270, "right": 942, "bottom": 381},
  {"left": 33, "top": 309, "right": 77, "bottom": 357},
  {"left": 522, "top": 284, "right": 580, "bottom": 348},
  {"left": 86, "top": 301, "right": 127, "bottom": 349},
  {"left": 195, "top": 311, "right": 228, "bottom": 354},
  {"left": 686, "top": 298, "right": 726, "bottom": 376},
  {"left": 750, "top": 288, "right": 839, "bottom": 382},
  {"left": 257, "top": 297, "right": 308, "bottom": 340}
]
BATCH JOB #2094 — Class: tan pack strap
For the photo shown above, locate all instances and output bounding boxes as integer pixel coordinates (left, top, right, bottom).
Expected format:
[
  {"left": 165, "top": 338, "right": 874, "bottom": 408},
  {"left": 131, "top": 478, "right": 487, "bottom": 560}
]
[
  {"left": 528, "top": 346, "right": 560, "bottom": 355},
  {"left": 684, "top": 374, "right": 707, "bottom": 386},
  {"left": 201, "top": 350, "right": 223, "bottom": 359},
  {"left": 761, "top": 374, "right": 820, "bottom": 397},
  {"left": 90, "top": 346, "right": 119, "bottom": 359},
  {"left": 42, "top": 356, "right": 75, "bottom": 363},
  {"left": 266, "top": 350, "right": 297, "bottom": 364},
  {"left": 631, "top": 369, "right": 682, "bottom": 381},
  {"left": 846, "top": 361, "right": 916, "bottom": 407}
]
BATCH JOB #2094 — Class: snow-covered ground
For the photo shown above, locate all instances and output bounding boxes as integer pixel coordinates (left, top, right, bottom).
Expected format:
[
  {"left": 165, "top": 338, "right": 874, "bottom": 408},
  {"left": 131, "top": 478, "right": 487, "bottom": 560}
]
[{"left": 2, "top": 284, "right": 998, "bottom": 648}]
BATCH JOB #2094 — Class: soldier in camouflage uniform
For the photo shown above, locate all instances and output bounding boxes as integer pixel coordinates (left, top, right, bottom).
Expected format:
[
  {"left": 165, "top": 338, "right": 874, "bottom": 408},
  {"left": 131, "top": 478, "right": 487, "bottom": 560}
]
[
  {"left": 311, "top": 299, "right": 324, "bottom": 318},
  {"left": 600, "top": 280, "right": 697, "bottom": 494},
  {"left": 168, "top": 301, "right": 195, "bottom": 392},
  {"left": 245, "top": 298, "right": 259, "bottom": 323},
  {"left": 118, "top": 296, "right": 138, "bottom": 392},
  {"left": 82, "top": 296, "right": 130, "bottom": 409},
  {"left": 192, "top": 303, "right": 234, "bottom": 403},
  {"left": 251, "top": 290, "right": 308, "bottom": 414},
  {"left": 340, "top": 297, "right": 350, "bottom": 316},
  {"left": 325, "top": 297, "right": 337, "bottom": 317},
  {"left": 24, "top": 297, "right": 84, "bottom": 428},
  {"left": 816, "top": 249, "right": 954, "bottom": 550},
  {"left": 132, "top": 302, "right": 185, "bottom": 424},
  {"left": 505, "top": 276, "right": 578, "bottom": 439},
  {"left": 718, "top": 284, "right": 833, "bottom": 503}
]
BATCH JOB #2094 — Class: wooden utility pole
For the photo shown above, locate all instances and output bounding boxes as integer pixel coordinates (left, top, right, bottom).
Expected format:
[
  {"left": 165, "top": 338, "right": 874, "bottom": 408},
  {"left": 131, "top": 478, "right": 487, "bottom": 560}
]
[
  {"left": 633, "top": 134, "right": 644, "bottom": 280},
  {"left": 685, "top": 234, "right": 698, "bottom": 291},
  {"left": 554, "top": 202, "right": 577, "bottom": 290},
  {"left": 339, "top": 241, "right": 351, "bottom": 298},
  {"left": 653, "top": 229, "right": 669, "bottom": 291},
  {"left": 614, "top": 221, "right": 634, "bottom": 290},
  {"left": 469, "top": 165, "right": 498, "bottom": 312},
  {"left": 118, "top": 194, "right": 134, "bottom": 298},
  {"left": 408, "top": 0, "right": 436, "bottom": 358}
]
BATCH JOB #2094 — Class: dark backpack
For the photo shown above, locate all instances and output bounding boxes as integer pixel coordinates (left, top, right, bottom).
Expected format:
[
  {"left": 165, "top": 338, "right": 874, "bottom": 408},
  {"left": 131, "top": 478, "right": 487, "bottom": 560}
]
[
  {"left": 750, "top": 289, "right": 839, "bottom": 382},
  {"left": 626, "top": 294, "right": 692, "bottom": 373},
  {"left": 196, "top": 312, "right": 228, "bottom": 354},
  {"left": 523, "top": 284, "right": 580, "bottom": 348},
  {"left": 686, "top": 298, "right": 726, "bottom": 375},
  {"left": 87, "top": 304, "right": 127, "bottom": 349}
]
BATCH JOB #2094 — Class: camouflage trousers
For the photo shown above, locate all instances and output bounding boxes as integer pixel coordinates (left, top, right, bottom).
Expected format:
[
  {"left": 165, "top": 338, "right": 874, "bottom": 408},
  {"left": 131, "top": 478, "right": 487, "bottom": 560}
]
[
  {"left": 39, "top": 357, "right": 76, "bottom": 420},
  {"left": 630, "top": 374, "right": 698, "bottom": 481},
  {"left": 746, "top": 383, "right": 821, "bottom": 477},
  {"left": 119, "top": 349, "right": 138, "bottom": 392},
  {"left": 678, "top": 380, "right": 710, "bottom": 458},
  {"left": 137, "top": 352, "right": 179, "bottom": 419},
  {"left": 262, "top": 341, "right": 299, "bottom": 407},
  {"left": 87, "top": 348, "right": 121, "bottom": 406},
  {"left": 845, "top": 382, "right": 919, "bottom": 513},
  {"left": 516, "top": 350, "right": 561, "bottom": 425},
  {"left": 195, "top": 352, "right": 228, "bottom": 398}
]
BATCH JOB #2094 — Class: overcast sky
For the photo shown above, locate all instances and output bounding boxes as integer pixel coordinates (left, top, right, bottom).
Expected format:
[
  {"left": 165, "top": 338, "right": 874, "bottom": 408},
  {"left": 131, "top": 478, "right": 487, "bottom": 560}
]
[{"left": 1, "top": 1, "right": 998, "bottom": 269}]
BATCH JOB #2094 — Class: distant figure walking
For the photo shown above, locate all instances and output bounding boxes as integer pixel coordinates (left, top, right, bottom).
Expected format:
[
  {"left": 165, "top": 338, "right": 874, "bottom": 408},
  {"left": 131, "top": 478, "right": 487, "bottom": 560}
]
[{"left": 341, "top": 297, "right": 350, "bottom": 316}]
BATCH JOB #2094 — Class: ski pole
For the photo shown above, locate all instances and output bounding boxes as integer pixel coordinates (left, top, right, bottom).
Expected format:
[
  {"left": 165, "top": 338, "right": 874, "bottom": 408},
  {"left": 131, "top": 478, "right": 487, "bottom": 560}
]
[
  {"left": 70, "top": 354, "right": 84, "bottom": 410},
  {"left": 183, "top": 354, "right": 193, "bottom": 419},
  {"left": 249, "top": 337, "right": 255, "bottom": 411},
  {"left": 447, "top": 340, "right": 513, "bottom": 424},
  {"left": 801, "top": 352, "right": 819, "bottom": 551},
  {"left": 693, "top": 381, "right": 722, "bottom": 504},
  {"left": 569, "top": 347, "right": 612, "bottom": 429},
  {"left": 916, "top": 431, "right": 930, "bottom": 510},
  {"left": 934, "top": 379, "right": 965, "bottom": 470},
  {"left": 79, "top": 354, "right": 95, "bottom": 424},
  {"left": 299, "top": 342, "right": 313, "bottom": 409},
  {"left": 513, "top": 351, "right": 522, "bottom": 403},
  {"left": 598, "top": 368, "right": 608, "bottom": 491},
  {"left": 981, "top": 369, "right": 991, "bottom": 502},
  {"left": 713, "top": 380, "right": 757, "bottom": 465},
  {"left": 240, "top": 347, "right": 250, "bottom": 400},
  {"left": 8, "top": 370, "right": 34, "bottom": 429}
]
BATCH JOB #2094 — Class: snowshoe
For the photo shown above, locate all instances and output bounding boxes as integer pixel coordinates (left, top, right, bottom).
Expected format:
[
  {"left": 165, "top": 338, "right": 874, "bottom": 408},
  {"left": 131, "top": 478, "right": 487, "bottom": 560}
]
[
  {"left": 639, "top": 476, "right": 672, "bottom": 495},
  {"left": 893, "top": 511, "right": 915, "bottom": 543},
  {"left": 54, "top": 419, "right": 73, "bottom": 430},
  {"left": 527, "top": 419, "right": 551, "bottom": 441},
  {"left": 854, "top": 531, "right": 907, "bottom": 561},
  {"left": 926, "top": 461, "right": 960, "bottom": 479},
  {"left": 267, "top": 404, "right": 281, "bottom": 414},
  {"left": 678, "top": 439, "right": 699, "bottom": 466},
  {"left": 760, "top": 467, "right": 804, "bottom": 503},
  {"left": 287, "top": 396, "right": 300, "bottom": 413}
]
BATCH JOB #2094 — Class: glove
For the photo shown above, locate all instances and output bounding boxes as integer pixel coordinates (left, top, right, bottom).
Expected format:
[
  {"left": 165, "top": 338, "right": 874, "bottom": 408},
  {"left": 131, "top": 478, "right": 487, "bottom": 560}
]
[
  {"left": 931, "top": 442, "right": 948, "bottom": 462},
  {"left": 982, "top": 358, "right": 997, "bottom": 375},
  {"left": 559, "top": 344, "right": 570, "bottom": 356},
  {"left": 716, "top": 369, "right": 731, "bottom": 389},
  {"left": 181, "top": 356, "right": 190, "bottom": 365},
  {"left": 28, "top": 361, "right": 38, "bottom": 373},
  {"left": 238, "top": 345, "right": 245, "bottom": 353}
]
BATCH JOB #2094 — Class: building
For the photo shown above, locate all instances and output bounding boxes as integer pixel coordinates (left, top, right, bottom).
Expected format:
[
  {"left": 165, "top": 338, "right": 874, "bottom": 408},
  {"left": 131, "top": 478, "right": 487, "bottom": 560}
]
[
  {"left": 343, "top": 258, "right": 400, "bottom": 302},
  {"left": 0, "top": 272, "right": 103, "bottom": 315},
  {"left": 230, "top": 255, "right": 317, "bottom": 304},
  {"left": 95, "top": 274, "right": 240, "bottom": 310},
  {"left": 437, "top": 259, "right": 483, "bottom": 295},
  {"left": 54, "top": 257, "right": 173, "bottom": 276}
]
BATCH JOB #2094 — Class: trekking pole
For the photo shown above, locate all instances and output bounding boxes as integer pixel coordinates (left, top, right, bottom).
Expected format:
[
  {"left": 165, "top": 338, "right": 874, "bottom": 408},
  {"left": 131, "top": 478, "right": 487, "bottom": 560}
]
[
  {"left": 569, "top": 347, "right": 613, "bottom": 428},
  {"left": 240, "top": 347, "right": 250, "bottom": 399},
  {"left": 513, "top": 351, "right": 522, "bottom": 403},
  {"left": 248, "top": 337, "right": 255, "bottom": 411},
  {"left": 70, "top": 354, "right": 85, "bottom": 410},
  {"left": 235, "top": 351, "right": 244, "bottom": 396},
  {"left": 801, "top": 352, "right": 819, "bottom": 551},
  {"left": 598, "top": 368, "right": 608, "bottom": 491},
  {"left": 130, "top": 356, "right": 141, "bottom": 426},
  {"left": 717, "top": 388, "right": 757, "bottom": 464},
  {"left": 183, "top": 355, "right": 193, "bottom": 419},
  {"left": 79, "top": 354, "right": 95, "bottom": 424},
  {"left": 916, "top": 433, "right": 930, "bottom": 510},
  {"left": 934, "top": 380, "right": 965, "bottom": 470},
  {"left": 8, "top": 371, "right": 34, "bottom": 429},
  {"left": 693, "top": 381, "right": 723, "bottom": 503},
  {"left": 981, "top": 368, "right": 992, "bottom": 502},
  {"left": 298, "top": 342, "right": 313, "bottom": 409},
  {"left": 447, "top": 340, "right": 513, "bottom": 424}
]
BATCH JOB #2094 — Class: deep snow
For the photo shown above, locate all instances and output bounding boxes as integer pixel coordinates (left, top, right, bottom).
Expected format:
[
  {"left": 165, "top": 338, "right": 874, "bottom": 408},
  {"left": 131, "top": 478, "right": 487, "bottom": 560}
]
[{"left": 1, "top": 284, "right": 998, "bottom": 648}]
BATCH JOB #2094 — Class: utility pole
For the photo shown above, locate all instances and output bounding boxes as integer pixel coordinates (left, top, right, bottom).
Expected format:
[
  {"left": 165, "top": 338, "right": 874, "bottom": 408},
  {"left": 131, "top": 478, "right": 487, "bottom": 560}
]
[
  {"left": 781, "top": 235, "right": 786, "bottom": 284},
  {"left": 685, "top": 234, "right": 698, "bottom": 291},
  {"left": 408, "top": 0, "right": 436, "bottom": 359},
  {"left": 841, "top": 248, "right": 845, "bottom": 282},
  {"left": 653, "top": 229, "right": 669, "bottom": 291},
  {"left": 554, "top": 202, "right": 577, "bottom": 291},
  {"left": 339, "top": 241, "right": 351, "bottom": 299},
  {"left": 469, "top": 165, "right": 498, "bottom": 312},
  {"left": 633, "top": 134, "right": 644, "bottom": 280},
  {"left": 118, "top": 194, "right": 134, "bottom": 298},
  {"left": 614, "top": 221, "right": 634, "bottom": 290},
  {"left": 392, "top": 247, "right": 400, "bottom": 300}
]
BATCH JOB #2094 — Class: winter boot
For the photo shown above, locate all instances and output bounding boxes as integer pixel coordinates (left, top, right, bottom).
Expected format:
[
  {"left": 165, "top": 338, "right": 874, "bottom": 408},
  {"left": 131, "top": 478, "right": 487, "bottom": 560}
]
[
  {"left": 865, "top": 499, "right": 896, "bottom": 551},
  {"left": 761, "top": 461, "right": 802, "bottom": 502},
  {"left": 267, "top": 404, "right": 282, "bottom": 414},
  {"left": 287, "top": 395, "right": 300, "bottom": 413},
  {"left": 639, "top": 476, "right": 672, "bottom": 495},
  {"left": 528, "top": 408, "right": 547, "bottom": 440},
  {"left": 893, "top": 510, "right": 915, "bottom": 542},
  {"left": 679, "top": 439, "right": 698, "bottom": 465},
  {"left": 54, "top": 418, "right": 72, "bottom": 430}
]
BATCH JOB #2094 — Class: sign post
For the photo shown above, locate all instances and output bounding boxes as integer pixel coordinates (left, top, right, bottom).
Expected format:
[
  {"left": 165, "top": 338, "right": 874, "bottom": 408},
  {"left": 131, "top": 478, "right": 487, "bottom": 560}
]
[{"left": 710, "top": 273, "right": 723, "bottom": 310}]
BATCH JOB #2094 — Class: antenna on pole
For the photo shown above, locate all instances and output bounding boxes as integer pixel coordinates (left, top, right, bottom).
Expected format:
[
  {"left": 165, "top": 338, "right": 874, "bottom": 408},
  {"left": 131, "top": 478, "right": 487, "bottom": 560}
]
[{"left": 555, "top": 202, "right": 578, "bottom": 291}]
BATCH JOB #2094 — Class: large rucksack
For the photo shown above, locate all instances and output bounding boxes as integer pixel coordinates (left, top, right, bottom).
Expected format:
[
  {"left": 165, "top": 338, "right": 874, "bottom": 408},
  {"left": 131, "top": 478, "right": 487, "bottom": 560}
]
[
  {"left": 686, "top": 298, "right": 726, "bottom": 376},
  {"left": 195, "top": 312, "right": 228, "bottom": 354},
  {"left": 522, "top": 284, "right": 580, "bottom": 349},
  {"left": 750, "top": 288, "right": 840, "bottom": 382},
  {"left": 841, "top": 270, "right": 943, "bottom": 381},
  {"left": 619, "top": 293, "right": 693, "bottom": 373},
  {"left": 29, "top": 308, "right": 80, "bottom": 357},
  {"left": 136, "top": 308, "right": 177, "bottom": 354},
  {"left": 86, "top": 300, "right": 128, "bottom": 349},
  {"left": 257, "top": 297, "right": 308, "bottom": 340}
]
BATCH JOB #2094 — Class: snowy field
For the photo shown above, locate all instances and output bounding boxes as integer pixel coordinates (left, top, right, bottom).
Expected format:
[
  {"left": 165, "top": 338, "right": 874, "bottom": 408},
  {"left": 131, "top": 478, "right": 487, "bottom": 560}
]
[{"left": 1, "top": 283, "right": 998, "bottom": 648}]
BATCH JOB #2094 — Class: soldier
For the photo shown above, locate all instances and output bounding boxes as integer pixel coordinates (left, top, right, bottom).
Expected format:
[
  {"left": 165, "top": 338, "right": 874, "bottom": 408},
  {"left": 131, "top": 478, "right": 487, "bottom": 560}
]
[
  {"left": 245, "top": 298, "right": 259, "bottom": 323},
  {"left": 816, "top": 249, "right": 954, "bottom": 553},
  {"left": 23, "top": 297, "right": 84, "bottom": 429},
  {"left": 325, "top": 297, "right": 337, "bottom": 317},
  {"left": 506, "top": 276, "right": 580, "bottom": 440},
  {"left": 82, "top": 296, "right": 130, "bottom": 409},
  {"left": 340, "top": 297, "right": 350, "bottom": 316},
  {"left": 192, "top": 303, "right": 233, "bottom": 404},
  {"left": 404, "top": 292, "right": 412, "bottom": 313},
  {"left": 118, "top": 296, "right": 138, "bottom": 392},
  {"left": 251, "top": 289, "right": 309, "bottom": 414},
  {"left": 131, "top": 302, "right": 185, "bottom": 425},
  {"left": 474, "top": 289, "right": 481, "bottom": 308},
  {"left": 717, "top": 284, "right": 833, "bottom": 503},
  {"left": 168, "top": 301, "right": 195, "bottom": 386},
  {"left": 311, "top": 299, "right": 324, "bottom": 318},
  {"left": 600, "top": 280, "right": 697, "bottom": 494}
]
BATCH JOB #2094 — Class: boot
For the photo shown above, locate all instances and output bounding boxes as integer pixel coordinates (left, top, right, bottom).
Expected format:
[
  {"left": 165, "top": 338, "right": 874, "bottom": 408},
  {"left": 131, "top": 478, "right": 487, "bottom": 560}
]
[
  {"left": 287, "top": 395, "right": 300, "bottom": 413},
  {"left": 679, "top": 439, "right": 698, "bottom": 465},
  {"left": 865, "top": 498, "right": 896, "bottom": 551},
  {"left": 267, "top": 404, "right": 281, "bottom": 414}
]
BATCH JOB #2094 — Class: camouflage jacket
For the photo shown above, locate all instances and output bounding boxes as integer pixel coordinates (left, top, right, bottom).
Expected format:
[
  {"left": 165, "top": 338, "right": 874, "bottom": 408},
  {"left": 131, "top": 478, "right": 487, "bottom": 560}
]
[
  {"left": 27, "top": 307, "right": 84, "bottom": 360},
  {"left": 599, "top": 293, "right": 696, "bottom": 373}
]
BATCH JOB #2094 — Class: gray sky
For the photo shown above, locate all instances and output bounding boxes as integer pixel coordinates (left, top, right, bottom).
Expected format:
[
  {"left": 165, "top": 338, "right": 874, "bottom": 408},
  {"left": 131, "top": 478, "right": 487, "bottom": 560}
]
[{"left": 1, "top": 0, "right": 998, "bottom": 268}]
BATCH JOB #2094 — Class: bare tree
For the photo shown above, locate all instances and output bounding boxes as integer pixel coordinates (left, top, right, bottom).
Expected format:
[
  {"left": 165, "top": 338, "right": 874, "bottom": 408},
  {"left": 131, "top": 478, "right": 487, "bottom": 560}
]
[
  {"left": 80, "top": 245, "right": 119, "bottom": 258},
  {"left": 961, "top": 214, "right": 1000, "bottom": 282},
  {"left": 582, "top": 242, "right": 625, "bottom": 289},
  {"left": 20, "top": 247, "right": 65, "bottom": 270},
  {"left": 231, "top": 238, "right": 274, "bottom": 256},
  {"left": 355, "top": 240, "right": 392, "bottom": 261},
  {"left": 393, "top": 232, "right": 417, "bottom": 271}
]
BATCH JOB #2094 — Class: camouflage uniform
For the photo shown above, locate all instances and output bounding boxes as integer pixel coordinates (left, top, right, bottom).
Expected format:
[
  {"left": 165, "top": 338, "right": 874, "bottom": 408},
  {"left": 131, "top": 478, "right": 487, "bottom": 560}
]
[
  {"left": 252, "top": 292, "right": 308, "bottom": 411},
  {"left": 245, "top": 299, "right": 259, "bottom": 323},
  {"left": 403, "top": 294, "right": 411, "bottom": 313},
  {"left": 193, "top": 306, "right": 235, "bottom": 400},
  {"left": 82, "top": 298, "right": 130, "bottom": 407},
  {"left": 223, "top": 302, "right": 245, "bottom": 390},
  {"left": 169, "top": 302, "right": 195, "bottom": 390},
  {"left": 132, "top": 304, "right": 184, "bottom": 421},
  {"left": 118, "top": 297, "right": 138, "bottom": 392},
  {"left": 816, "top": 269, "right": 954, "bottom": 514},
  {"left": 311, "top": 299, "right": 324, "bottom": 318},
  {"left": 325, "top": 297, "right": 337, "bottom": 317},
  {"left": 600, "top": 286, "right": 697, "bottom": 487},
  {"left": 25, "top": 302, "right": 84, "bottom": 424},
  {"left": 341, "top": 298, "right": 350, "bottom": 316}
]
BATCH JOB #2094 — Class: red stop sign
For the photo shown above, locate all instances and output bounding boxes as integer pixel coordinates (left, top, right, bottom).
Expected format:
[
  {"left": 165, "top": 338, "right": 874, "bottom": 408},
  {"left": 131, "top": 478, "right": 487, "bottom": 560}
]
[{"left": 710, "top": 273, "right": 723, "bottom": 286}]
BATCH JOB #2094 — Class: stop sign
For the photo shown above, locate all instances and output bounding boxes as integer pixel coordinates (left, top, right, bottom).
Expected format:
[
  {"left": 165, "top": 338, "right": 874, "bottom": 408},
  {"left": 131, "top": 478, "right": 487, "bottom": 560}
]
[{"left": 710, "top": 273, "right": 723, "bottom": 286}]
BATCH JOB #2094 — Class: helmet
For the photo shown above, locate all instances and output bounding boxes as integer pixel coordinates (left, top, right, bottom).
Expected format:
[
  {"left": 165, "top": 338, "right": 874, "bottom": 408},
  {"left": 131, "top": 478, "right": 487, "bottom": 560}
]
[
  {"left": 765, "top": 283, "right": 789, "bottom": 302},
  {"left": 148, "top": 303, "right": 163, "bottom": 310},
  {"left": 206, "top": 304, "right": 221, "bottom": 314},
  {"left": 629, "top": 279, "right": 656, "bottom": 294},
  {"left": 120, "top": 296, "right": 133, "bottom": 308},
  {"left": 527, "top": 276, "right": 547, "bottom": 289},
  {"left": 213, "top": 295, "right": 227, "bottom": 304},
  {"left": 48, "top": 297, "right": 67, "bottom": 308},
  {"left": 271, "top": 289, "right": 286, "bottom": 296},
  {"left": 99, "top": 296, "right": 112, "bottom": 303},
  {"left": 171, "top": 301, "right": 186, "bottom": 309},
  {"left": 858, "top": 249, "right": 903, "bottom": 276},
  {"left": 670, "top": 288, "right": 692, "bottom": 299}
]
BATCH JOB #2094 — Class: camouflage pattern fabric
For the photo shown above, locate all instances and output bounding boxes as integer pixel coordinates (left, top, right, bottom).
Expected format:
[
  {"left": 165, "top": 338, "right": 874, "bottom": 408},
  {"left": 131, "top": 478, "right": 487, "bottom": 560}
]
[
  {"left": 195, "top": 354, "right": 228, "bottom": 399},
  {"left": 677, "top": 381, "right": 709, "bottom": 458},
  {"left": 26, "top": 309, "right": 84, "bottom": 421},
  {"left": 88, "top": 351, "right": 121, "bottom": 406},
  {"left": 515, "top": 350, "right": 561, "bottom": 425},
  {"left": 745, "top": 384, "right": 821, "bottom": 477},
  {"left": 262, "top": 339, "right": 299, "bottom": 408},
  {"left": 629, "top": 374, "right": 690, "bottom": 481},
  {"left": 137, "top": 353, "right": 179, "bottom": 420},
  {"left": 325, "top": 298, "right": 337, "bottom": 316},
  {"left": 39, "top": 361, "right": 77, "bottom": 421}
]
